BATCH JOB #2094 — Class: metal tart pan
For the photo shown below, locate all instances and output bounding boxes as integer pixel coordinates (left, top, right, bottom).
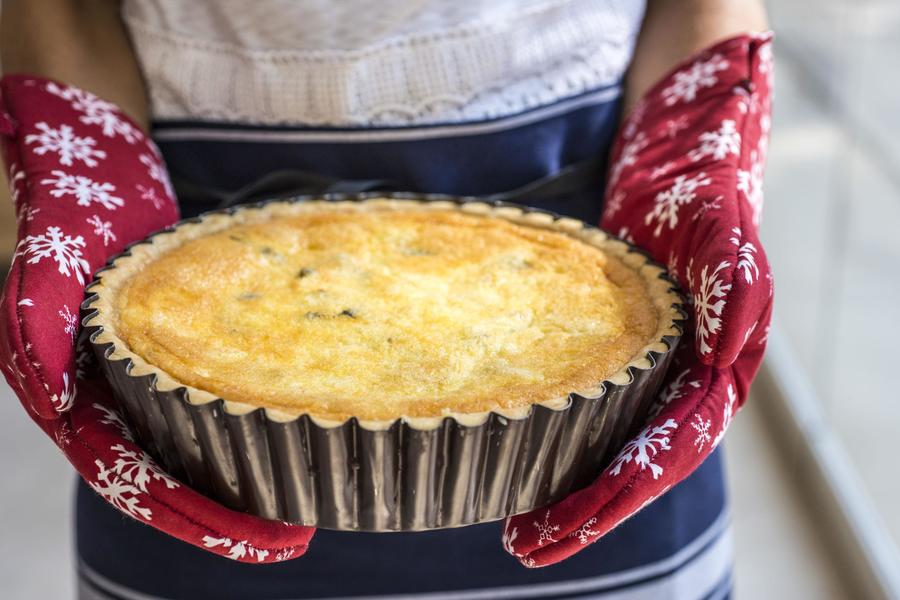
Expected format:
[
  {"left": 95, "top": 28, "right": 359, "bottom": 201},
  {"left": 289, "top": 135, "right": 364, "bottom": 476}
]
[{"left": 82, "top": 193, "right": 686, "bottom": 531}]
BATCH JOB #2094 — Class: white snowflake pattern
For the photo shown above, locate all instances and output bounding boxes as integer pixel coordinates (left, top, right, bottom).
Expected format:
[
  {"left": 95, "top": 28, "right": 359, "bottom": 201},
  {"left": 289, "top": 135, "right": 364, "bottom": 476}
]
[
  {"left": 608, "top": 419, "right": 678, "bottom": 480},
  {"left": 691, "top": 196, "right": 723, "bottom": 222},
  {"left": 616, "top": 226, "right": 635, "bottom": 245},
  {"left": 661, "top": 54, "right": 729, "bottom": 105},
  {"left": 17, "top": 298, "right": 33, "bottom": 307},
  {"left": 16, "top": 205, "right": 40, "bottom": 225},
  {"left": 55, "top": 421, "right": 75, "bottom": 447},
  {"left": 51, "top": 371, "right": 75, "bottom": 413},
  {"left": 760, "top": 113, "right": 772, "bottom": 135},
  {"left": 533, "top": 510, "right": 561, "bottom": 547},
  {"left": 665, "top": 116, "right": 689, "bottom": 139},
  {"left": 41, "top": 170, "right": 124, "bottom": 210},
  {"left": 46, "top": 82, "right": 142, "bottom": 143},
  {"left": 24, "top": 122, "right": 106, "bottom": 167},
  {"left": 86, "top": 215, "right": 117, "bottom": 246},
  {"left": 109, "top": 443, "right": 179, "bottom": 493},
  {"left": 688, "top": 120, "right": 741, "bottom": 162},
  {"left": 737, "top": 149, "right": 765, "bottom": 226},
  {"left": 650, "top": 368, "right": 701, "bottom": 418},
  {"left": 17, "top": 225, "right": 91, "bottom": 284},
  {"left": 90, "top": 458, "right": 152, "bottom": 521},
  {"left": 8, "top": 163, "right": 24, "bottom": 205},
  {"left": 691, "top": 415, "right": 712, "bottom": 453},
  {"left": 139, "top": 151, "right": 175, "bottom": 200},
  {"left": 502, "top": 525, "right": 520, "bottom": 556},
  {"left": 644, "top": 173, "right": 712, "bottom": 237},
  {"left": 202, "top": 536, "right": 270, "bottom": 562},
  {"left": 730, "top": 227, "right": 759, "bottom": 284},
  {"left": 609, "top": 132, "right": 647, "bottom": 187},
  {"left": 687, "top": 259, "right": 733, "bottom": 356},
  {"left": 275, "top": 548, "right": 296, "bottom": 562},
  {"left": 650, "top": 161, "right": 676, "bottom": 180},
  {"left": 605, "top": 190, "right": 625, "bottom": 219},
  {"left": 5, "top": 352, "right": 25, "bottom": 386},
  {"left": 743, "top": 320, "right": 758, "bottom": 345},
  {"left": 733, "top": 85, "right": 759, "bottom": 114},
  {"left": 92, "top": 403, "right": 135, "bottom": 442},
  {"left": 136, "top": 184, "right": 165, "bottom": 210},
  {"left": 59, "top": 304, "right": 78, "bottom": 339},
  {"left": 667, "top": 251, "right": 679, "bottom": 283},
  {"left": 713, "top": 385, "right": 738, "bottom": 448},
  {"left": 571, "top": 517, "right": 600, "bottom": 545},
  {"left": 758, "top": 42, "right": 774, "bottom": 87}
]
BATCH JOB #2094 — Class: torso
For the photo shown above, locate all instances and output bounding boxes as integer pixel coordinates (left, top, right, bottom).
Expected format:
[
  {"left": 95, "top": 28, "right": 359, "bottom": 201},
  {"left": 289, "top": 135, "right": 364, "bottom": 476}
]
[{"left": 75, "top": 4, "right": 732, "bottom": 599}]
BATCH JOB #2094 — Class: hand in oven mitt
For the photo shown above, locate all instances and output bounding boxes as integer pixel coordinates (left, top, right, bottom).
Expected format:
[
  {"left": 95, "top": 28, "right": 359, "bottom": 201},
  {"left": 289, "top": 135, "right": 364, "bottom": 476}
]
[
  {"left": 502, "top": 33, "right": 775, "bottom": 567},
  {"left": 0, "top": 76, "right": 314, "bottom": 563}
]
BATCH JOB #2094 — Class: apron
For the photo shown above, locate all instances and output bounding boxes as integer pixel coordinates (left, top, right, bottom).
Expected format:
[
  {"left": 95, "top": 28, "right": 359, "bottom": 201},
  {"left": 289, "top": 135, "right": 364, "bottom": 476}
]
[{"left": 76, "top": 88, "right": 733, "bottom": 600}]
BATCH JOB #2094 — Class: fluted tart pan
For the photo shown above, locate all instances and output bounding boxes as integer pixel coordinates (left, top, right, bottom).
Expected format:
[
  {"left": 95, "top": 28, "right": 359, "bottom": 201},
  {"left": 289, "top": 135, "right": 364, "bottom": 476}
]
[{"left": 82, "top": 193, "right": 686, "bottom": 531}]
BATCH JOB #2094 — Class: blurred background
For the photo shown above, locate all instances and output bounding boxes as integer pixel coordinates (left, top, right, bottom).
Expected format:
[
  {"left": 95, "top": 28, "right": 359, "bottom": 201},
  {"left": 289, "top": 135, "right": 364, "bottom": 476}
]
[{"left": 2, "top": 1, "right": 900, "bottom": 598}]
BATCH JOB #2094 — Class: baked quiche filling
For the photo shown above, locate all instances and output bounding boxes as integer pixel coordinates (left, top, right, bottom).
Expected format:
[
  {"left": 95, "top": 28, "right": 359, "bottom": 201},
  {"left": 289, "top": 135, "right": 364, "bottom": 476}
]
[{"left": 115, "top": 208, "right": 660, "bottom": 420}]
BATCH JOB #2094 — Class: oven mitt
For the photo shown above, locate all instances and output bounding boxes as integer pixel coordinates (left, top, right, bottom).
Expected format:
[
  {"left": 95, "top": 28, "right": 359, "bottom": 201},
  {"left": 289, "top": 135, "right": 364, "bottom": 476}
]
[
  {"left": 0, "top": 75, "right": 314, "bottom": 563},
  {"left": 502, "top": 33, "right": 774, "bottom": 567}
]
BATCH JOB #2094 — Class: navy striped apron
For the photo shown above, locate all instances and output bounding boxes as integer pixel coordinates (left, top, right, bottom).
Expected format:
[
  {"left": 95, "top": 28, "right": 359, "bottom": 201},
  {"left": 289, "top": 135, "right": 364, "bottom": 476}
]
[{"left": 76, "top": 87, "right": 733, "bottom": 600}]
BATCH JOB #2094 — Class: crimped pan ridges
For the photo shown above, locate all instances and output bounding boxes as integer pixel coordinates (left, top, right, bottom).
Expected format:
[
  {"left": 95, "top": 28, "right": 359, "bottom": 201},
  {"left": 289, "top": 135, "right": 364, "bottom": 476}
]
[{"left": 83, "top": 193, "right": 686, "bottom": 531}]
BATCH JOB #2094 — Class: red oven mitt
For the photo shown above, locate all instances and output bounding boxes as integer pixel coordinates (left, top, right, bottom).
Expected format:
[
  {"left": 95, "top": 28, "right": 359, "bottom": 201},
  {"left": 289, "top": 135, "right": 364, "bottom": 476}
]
[
  {"left": 502, "top": 33, "right": 774, "bottom": 567},
  {"left": 0, "top": 75, "right": 314, "bottom": 563}
]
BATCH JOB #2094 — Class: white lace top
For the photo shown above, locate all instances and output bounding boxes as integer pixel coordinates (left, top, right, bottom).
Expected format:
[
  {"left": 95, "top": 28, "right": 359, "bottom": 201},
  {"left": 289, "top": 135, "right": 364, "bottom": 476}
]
[{"left": 122, "top": 0, "right": 645, "bottom": 127}]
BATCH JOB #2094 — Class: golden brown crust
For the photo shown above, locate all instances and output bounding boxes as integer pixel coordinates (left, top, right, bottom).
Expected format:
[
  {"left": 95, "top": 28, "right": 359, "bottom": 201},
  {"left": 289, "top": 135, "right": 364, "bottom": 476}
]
[{"left": 108, "top": 204, "right": 665, "bottom": 421}]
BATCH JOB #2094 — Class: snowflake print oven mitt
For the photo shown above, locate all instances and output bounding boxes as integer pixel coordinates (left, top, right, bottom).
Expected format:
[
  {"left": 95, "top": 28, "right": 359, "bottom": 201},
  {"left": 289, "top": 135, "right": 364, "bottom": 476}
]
[
  {"left": 503, "top": 33, "right": 774, "bottom": 567},
  {"left": 0, "top": 75, "right": 314, "bottom": 563}
]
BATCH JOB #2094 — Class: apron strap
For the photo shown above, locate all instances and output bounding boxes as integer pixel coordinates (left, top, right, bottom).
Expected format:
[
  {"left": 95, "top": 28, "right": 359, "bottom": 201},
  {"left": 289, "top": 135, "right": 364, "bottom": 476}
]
[
  {"left": 172, "top": 170, "right": 403, "bottom": 209},
  {"left": 171, "top": 153, "right": 606, "bottom": 210},
  {"left": 483, "top": 153, "right": 606, "bottom": 204}
]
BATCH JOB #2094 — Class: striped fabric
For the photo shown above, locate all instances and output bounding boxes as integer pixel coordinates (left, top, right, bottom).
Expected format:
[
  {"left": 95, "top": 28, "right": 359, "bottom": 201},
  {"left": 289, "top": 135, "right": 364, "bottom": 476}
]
[{"left": 78, "top": 513, "right": 732, "bottom": 600}]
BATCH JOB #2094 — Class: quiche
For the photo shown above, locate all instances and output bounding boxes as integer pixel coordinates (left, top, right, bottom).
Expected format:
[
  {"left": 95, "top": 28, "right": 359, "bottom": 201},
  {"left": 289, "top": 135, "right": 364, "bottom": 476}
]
[
  {"left": 85, "top": 197, "right": 684, "bottom": 530},
  {"left": 99, "top": 201, "right": 666, "bottom": 422}
]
